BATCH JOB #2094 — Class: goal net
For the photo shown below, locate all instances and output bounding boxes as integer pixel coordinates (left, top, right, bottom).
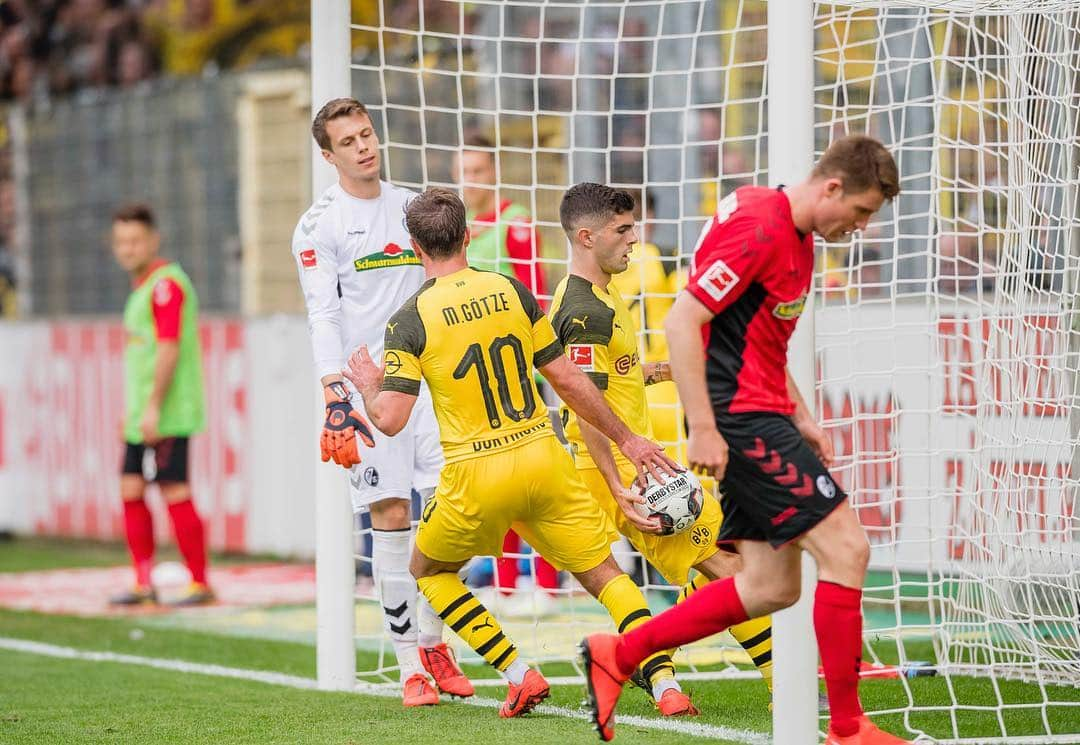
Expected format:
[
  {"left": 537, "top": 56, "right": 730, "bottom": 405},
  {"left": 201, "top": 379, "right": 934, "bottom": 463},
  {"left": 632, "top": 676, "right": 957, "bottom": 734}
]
[
  {"left": 331, "top": 1, "right": 1080, "bottom": 741},
  {"left": 813, "top": 2, "right": 1080, "bottom": 742}
]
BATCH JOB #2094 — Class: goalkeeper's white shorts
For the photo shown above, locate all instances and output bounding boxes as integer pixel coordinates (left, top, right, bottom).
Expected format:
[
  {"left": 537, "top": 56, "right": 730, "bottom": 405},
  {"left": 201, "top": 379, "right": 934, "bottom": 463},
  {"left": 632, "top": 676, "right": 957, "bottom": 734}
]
[{"left": 347, "top": 385, "right": 443, "bottom": 512}]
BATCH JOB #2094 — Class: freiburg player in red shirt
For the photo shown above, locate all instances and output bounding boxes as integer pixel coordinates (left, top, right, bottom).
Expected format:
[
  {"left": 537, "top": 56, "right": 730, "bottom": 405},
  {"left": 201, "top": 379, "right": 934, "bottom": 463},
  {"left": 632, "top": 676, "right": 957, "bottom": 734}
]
[{"left": 580, "top": 135, "right": 908, "bottom": 744}]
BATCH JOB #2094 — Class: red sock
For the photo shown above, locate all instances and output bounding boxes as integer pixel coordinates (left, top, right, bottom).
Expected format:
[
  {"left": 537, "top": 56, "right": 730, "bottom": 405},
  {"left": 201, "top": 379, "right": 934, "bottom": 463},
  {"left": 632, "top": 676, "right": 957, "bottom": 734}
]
[
  {"left": 122, "top": 499, "right": 155, "bottom": 587},
  {"left": 815, "top": 581, "right": 865, "bottom": 736},
  {"left": 535, "top": 556, "right": 559, "bottom": 591},
  {"left": 497, "top": 531, "right": 521, "bottom": 596},
  {"left": 167, "top": 499, "right": 208, "bottom": 585},
  {"left": 615, "top": 576, "right": 748, "bottom": 676}
]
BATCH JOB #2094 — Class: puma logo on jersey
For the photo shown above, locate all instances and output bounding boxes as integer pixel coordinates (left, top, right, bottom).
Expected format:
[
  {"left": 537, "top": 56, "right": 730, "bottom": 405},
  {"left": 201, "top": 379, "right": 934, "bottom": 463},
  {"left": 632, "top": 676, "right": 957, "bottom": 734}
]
[
  {"left": 571, "top": 315, "right": 588, "bottom": 330},
  {"left": 471, "top": 618, "right": 495, "bottom": 633},
  {"left": 387, "top": 322, "right": 398, "bottom": 335}
]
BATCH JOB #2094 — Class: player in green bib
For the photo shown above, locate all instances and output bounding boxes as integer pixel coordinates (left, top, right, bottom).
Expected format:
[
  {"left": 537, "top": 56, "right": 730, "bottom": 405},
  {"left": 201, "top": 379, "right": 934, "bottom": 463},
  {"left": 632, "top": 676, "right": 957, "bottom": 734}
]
[{"left": 110, "top": 203, "right": 213, "bottom": 607}]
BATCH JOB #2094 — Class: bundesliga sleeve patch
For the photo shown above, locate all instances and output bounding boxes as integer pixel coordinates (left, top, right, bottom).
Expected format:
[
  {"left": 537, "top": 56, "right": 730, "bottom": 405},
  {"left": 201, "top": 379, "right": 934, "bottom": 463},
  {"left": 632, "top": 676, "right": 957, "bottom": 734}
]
[
  {"left": 568, "top": 344, "right": 595, "bottom": 371},
  {"left": 698, "top": 258, "right": 740, "bottom": 303},
  {"left": 299, "top": 248, "right": 317, "bottom": 269}
]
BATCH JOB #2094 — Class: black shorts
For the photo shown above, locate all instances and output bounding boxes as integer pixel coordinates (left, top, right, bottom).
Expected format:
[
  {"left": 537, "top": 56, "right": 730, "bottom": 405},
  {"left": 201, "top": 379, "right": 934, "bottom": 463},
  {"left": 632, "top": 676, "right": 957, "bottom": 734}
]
[
  {"left": 121, "top": 437, "right": 190, "bottom": 483},
  {"left": 715, "top": 412, "right": 846, "bottom": 548}
]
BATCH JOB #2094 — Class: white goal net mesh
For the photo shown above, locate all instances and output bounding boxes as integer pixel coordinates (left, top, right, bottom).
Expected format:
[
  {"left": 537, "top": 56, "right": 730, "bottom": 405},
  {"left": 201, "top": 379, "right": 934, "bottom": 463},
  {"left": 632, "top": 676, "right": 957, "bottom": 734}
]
[{"left": 344, "top": 1, "right": 1080, "bottom": 740}]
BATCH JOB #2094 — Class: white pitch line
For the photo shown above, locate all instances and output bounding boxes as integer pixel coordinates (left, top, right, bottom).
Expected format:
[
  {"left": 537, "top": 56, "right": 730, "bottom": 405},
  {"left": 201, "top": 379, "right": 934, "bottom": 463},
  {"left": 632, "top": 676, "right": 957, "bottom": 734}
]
[
  {"left": 404, "top": 669, "right": 756, "bottom": 688},
  {"left": 0, "top": 636, "right": 769, "bottom": 744}
]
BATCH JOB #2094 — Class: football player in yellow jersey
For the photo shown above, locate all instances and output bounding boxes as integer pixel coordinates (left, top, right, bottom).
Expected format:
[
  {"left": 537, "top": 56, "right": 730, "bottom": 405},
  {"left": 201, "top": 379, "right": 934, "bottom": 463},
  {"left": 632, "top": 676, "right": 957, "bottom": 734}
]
[
  {"left": 550, "top": 184, "right": 774, "bottom": 711},
  {"left": 609, "top": 190, "right": 680, "bottom": 458},
  {"left": 343, "top": 187, "right": 679, "bottom": 720}
]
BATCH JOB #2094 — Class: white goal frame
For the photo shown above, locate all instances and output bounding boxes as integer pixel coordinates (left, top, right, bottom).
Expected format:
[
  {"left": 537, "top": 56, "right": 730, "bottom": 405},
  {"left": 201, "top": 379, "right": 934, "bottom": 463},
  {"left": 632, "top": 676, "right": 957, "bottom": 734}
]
[{"left": 306, "top": 0, "right": 823, "bottom": 735}]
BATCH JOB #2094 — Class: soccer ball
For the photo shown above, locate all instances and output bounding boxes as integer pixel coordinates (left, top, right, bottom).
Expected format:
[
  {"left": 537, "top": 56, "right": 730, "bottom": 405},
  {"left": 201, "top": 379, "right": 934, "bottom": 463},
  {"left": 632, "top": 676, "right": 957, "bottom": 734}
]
[{"left": 631, "top": 469, "right": 704, "bottom": 536}]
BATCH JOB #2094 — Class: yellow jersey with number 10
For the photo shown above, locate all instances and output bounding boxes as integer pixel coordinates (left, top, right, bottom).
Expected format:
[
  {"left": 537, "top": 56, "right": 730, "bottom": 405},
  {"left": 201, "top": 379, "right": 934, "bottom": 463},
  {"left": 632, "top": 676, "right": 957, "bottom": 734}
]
[{"left": 381, "top": 267, "right": 564, "bottom": 464}]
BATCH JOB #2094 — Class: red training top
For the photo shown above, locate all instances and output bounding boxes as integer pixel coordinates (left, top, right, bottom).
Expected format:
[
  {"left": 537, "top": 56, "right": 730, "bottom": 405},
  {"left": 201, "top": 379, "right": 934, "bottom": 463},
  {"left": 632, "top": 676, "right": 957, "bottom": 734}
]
[{"left": 134, "top": 258, "right": 186, "bottom": 341}]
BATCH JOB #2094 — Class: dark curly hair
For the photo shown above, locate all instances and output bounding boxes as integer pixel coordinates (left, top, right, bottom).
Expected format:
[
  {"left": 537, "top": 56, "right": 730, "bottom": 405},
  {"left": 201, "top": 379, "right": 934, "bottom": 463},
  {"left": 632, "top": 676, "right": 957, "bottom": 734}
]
[{"left": 559, "top": 182, "right": 636, "bottom": 235}]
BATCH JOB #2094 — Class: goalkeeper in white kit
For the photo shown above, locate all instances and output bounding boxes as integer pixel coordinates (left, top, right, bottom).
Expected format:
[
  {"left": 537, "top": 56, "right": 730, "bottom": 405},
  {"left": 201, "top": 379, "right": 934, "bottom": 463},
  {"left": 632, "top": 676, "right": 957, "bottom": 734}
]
[{"left": 291, "top": 97, "right": 473, "bottom": 706}]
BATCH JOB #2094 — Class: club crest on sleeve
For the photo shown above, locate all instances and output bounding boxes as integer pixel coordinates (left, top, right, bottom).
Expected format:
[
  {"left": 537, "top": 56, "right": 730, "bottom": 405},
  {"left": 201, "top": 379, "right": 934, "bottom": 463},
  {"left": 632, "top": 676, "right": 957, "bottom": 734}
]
[
  {"left": 699, "top": 258, "right": 739, "bottom": 303},
  {"left": 299, "top": 248, "right": 317, "bottom": 270},
  {"left": 152, "top": 280, "right": 172, "bottom": 305},
  {"left": 568, "top": 344, "right": 595, "bottom": 371},
  {"left": 509, "top": 219, "right": 532, "bottom": 242},
  {"left": 384, "top": 351, "right": 403, "bottom": 376}
]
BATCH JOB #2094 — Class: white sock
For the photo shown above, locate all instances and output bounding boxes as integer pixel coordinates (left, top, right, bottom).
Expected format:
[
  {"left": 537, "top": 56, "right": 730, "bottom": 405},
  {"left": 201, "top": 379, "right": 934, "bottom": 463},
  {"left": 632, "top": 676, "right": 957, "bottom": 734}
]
[
  {"left": 417, "top": 597, "right": 444, "bottom": 648},
  {"left": 411, "top": 492, "right": 448, "bottom": 649},
  {"left": 652, "top": 677, "right": 681, "bottom": 700},
  {"left": 499, "top": 658, "right": 530, "bottom": 686},
  {"left": 373, "top": 528, "right": 422, "bottom": 680}
]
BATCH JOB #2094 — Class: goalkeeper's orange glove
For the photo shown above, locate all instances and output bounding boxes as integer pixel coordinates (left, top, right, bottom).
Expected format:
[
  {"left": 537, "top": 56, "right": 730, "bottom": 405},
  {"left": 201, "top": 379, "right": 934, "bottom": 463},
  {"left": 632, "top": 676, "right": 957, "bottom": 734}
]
[{"left": 320, "top": 381, "right": 376, "bottom": 468}]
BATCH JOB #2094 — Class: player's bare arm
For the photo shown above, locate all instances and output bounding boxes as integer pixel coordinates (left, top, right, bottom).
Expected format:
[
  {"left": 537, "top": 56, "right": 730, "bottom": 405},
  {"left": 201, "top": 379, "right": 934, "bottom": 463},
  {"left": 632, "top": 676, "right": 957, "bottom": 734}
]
[
  {"left": 142, "top": 339, "right": 180, "bottom": 444},
  {"left": 343, "top": 345, "right": 416, "bottom": 437},
  {"left": 785, "top": 366, "right": 834, "bottom": 467},
  {"left": 664, "top": 292, "right": 730, "bottom": 480},
  {"left": 577, "top": 415, "right": 663, "bottom": 535},
  {"left": 539, "top": 353, "right": 677, "bottom": 483},
  {"left": 641, "top": 361, "right": 671, "bottom": 386}
]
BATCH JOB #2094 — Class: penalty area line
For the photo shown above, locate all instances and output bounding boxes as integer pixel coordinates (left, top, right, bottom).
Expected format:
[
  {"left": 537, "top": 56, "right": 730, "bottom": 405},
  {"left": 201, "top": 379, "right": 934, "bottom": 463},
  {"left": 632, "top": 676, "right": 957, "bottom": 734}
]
[{"left": 0, "top": 636, "right": 769, "bottom": 744}]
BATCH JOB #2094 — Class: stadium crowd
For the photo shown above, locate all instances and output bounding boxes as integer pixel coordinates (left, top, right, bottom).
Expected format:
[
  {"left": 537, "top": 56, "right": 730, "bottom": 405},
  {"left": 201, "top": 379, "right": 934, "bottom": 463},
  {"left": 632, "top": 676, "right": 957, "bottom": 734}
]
[{"left": 0, "top": 0, "right": 314, "bottom": 104}]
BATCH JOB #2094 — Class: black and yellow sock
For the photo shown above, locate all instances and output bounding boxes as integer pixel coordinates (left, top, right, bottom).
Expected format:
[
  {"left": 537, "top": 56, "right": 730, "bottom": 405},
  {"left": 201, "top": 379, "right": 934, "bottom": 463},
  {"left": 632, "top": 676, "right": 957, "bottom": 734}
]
[
  {"left": 677, "top": 572, "right": 774, "bottom": 691},
  {"left": 416, "top": 573, "right": 518, "bottom": 672},
  {"left": 730, "top": 615, "right": 774, "bottom": 691},
  {"left": 677, "top": 572, "right": 710, "bottom": 603},
  {"left": 598, "top": 573, "right": 675, "bottom": 690}
]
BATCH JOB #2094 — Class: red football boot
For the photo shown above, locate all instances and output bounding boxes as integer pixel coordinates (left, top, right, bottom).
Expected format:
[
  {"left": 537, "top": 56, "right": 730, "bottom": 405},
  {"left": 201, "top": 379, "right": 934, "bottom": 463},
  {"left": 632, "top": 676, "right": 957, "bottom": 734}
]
[
  {"left": 419, "top": 643, "right": 475, "bottom": 698},
  {"left": 655, "top": 688, "right": 699, "bottom": 717},
  {"left": 498, "top": 669, "right": 550, "bottom": 718},
  {"left": 579, "top": 634, "right": 630, "bottom": 741},
  {"left": 825, "top": 715, "right": 912, "bottom": 744}
]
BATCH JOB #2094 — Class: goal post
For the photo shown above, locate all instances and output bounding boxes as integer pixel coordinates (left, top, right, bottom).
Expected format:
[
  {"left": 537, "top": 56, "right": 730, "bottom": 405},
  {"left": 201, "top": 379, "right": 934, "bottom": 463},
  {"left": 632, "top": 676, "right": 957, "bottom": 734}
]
[
  {"left": 768, "top": 4, "right": 819, "bottom": 745},
  {"left": 310, "top": 0, "right": 355, "bottom": 693}
]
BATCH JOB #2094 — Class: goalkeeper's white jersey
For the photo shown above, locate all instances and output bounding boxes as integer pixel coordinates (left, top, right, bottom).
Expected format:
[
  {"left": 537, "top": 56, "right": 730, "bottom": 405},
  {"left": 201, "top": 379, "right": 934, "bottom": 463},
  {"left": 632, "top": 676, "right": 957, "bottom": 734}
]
[{"left": 291, "top": 181, "right": 425, "bottom": 379}]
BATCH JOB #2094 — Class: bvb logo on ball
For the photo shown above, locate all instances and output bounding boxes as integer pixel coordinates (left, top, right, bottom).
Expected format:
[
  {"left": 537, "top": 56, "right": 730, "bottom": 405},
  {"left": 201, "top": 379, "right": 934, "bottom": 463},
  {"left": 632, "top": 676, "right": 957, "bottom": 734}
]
[{"left": 632, "top": 468, "right": 704, "bottom": 536}]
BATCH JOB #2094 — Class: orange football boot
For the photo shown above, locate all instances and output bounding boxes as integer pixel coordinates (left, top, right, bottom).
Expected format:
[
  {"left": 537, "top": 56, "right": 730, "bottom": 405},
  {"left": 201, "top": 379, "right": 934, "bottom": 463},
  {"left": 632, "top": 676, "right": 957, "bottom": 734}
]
[{"left": 401, "top": 672, "right": 439, "bottom": 707}]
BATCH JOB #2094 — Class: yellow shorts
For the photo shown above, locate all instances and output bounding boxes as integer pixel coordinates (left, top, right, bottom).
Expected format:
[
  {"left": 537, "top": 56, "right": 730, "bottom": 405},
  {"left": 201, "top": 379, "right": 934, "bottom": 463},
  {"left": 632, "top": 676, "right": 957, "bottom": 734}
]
[
  {"left": 646, "top": 382, "right": 719, "bottom": 495},
  {"left": 416, "top": 434, "right": 613, "bottom": 575},
  {"left": 578, "top": 459, "right": 722, "bottom": 586}
]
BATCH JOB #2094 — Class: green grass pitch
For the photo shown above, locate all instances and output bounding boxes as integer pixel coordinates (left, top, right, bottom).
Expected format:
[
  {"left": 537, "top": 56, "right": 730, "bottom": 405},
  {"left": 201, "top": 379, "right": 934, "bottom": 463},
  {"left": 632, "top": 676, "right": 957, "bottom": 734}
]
[{"left": 1, "top": 537, "right": 1078, "bottom": 744}]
